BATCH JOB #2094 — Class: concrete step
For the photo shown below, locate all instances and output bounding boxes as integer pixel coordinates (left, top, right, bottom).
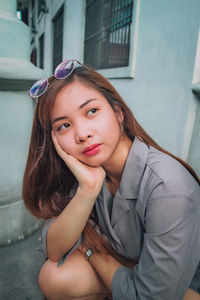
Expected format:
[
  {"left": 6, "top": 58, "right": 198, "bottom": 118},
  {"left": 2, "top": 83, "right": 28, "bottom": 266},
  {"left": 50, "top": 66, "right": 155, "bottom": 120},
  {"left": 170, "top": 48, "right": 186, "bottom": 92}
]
[{"left": 0, "top": 228, "right": 44, "bottom": 299}]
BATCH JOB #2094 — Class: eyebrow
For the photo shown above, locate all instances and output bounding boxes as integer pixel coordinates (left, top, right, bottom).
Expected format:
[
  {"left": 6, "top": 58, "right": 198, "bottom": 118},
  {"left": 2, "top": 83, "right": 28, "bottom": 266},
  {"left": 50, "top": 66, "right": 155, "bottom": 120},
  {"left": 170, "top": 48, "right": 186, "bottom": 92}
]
[
  {"left": 79, "top": 98, "right": 97, "bottom": 108},
  {"left": 51, "top": 98, "right": 98, "bottom": 125}
]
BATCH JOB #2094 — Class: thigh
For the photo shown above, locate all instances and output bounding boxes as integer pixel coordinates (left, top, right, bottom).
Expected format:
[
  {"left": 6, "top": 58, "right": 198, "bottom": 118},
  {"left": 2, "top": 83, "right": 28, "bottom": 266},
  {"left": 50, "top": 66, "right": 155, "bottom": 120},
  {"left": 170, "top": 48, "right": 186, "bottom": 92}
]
[
  {"left": 58, "top": 249, "right": 110, "bottom": 296},
  {"left": 39, "top": 249, "right": 110, "bottom": 300}
]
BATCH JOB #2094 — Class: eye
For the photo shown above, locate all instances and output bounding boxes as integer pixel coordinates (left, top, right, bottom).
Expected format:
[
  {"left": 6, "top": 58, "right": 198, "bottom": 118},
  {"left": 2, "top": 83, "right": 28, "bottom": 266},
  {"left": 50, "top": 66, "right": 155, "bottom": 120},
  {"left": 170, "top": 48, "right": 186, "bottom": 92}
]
[
  {"left": 58, "top": 122, "right": 70, "bottom": 131},
  {"left": 87, "top": 108, "right": 98, "bottom": 115}
]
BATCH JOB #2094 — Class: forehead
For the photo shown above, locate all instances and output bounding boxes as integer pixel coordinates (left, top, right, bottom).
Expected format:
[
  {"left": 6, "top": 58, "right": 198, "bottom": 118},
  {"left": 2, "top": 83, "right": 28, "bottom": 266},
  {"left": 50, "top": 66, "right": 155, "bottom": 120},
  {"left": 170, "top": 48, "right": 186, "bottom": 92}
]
[
  {"left": 53, "top": 80, "right": 107, "bottom": 109},
  {"left": 58, "top": 80, "right": 101, "bottom": 97}
]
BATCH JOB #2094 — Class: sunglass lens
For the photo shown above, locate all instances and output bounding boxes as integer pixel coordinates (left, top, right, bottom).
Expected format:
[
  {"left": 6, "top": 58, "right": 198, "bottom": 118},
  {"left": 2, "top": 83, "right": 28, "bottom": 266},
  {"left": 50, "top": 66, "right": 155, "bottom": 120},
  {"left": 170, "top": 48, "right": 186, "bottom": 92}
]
[
  {"left": 30, "top": 79, "right": 48, "bottom": 98},
  {"left": 54, "top": 60, "right": 74, "bottom": 79}
]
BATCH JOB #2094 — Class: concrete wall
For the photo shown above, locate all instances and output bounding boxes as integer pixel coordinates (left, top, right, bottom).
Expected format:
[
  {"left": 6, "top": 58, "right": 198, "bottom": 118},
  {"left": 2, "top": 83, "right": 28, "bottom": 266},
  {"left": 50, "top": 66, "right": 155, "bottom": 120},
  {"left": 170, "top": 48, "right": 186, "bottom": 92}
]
[
  {"left": 0, "top": 0, "right": 44, "bottom": 245},
  {"left": 113, "top": 0, "right": 200, "bottom": 158}
]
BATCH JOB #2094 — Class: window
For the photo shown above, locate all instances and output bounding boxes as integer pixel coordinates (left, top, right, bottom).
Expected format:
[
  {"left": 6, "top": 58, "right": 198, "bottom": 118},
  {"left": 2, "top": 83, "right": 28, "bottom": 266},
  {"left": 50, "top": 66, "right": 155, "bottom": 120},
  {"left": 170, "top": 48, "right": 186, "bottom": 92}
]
[
  {"left": 16, "top": 11, "right": 22, "bottom": 20},
  {"left": 39, "top": 34, "right": 44, "bottom": 69},
  {"left": 17, "top": 2, "right": 28, "bottom": 25},
  {"left": 84, "top": 0, "right": 134, "bottom": 70},
  {"left": 52, "top": 6, "right": 64, "bottom": 71}
]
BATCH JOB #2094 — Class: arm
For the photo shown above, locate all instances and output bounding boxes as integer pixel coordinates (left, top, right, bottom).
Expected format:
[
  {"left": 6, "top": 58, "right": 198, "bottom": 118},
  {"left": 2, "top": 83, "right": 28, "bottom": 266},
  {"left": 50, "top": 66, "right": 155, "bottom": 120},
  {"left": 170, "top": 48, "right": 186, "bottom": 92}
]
[
  {"left": 80, "top": 179, "right": 200, "bottom": 300},
  {"left": 82, "top": 250, "right": 122, "bottom": 291},
  {"left": 47, "top": 188, "right": 99, "bottom": 262},
  {"left": 46, "top": 132, "right": 106, "bottom": 262}
]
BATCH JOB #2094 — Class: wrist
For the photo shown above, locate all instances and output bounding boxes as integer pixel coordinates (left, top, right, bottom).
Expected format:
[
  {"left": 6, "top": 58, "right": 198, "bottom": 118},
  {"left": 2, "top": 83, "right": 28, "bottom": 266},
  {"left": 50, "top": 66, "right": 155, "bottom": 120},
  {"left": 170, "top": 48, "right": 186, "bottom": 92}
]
[
  {"left": 85, "top": 248, "right": 93, "bottom": 261},
  {"left": 79, "top": 244, "right": 97, "bottom": 262},
  {"left": 77, "top": 186, "right": 99, "bottom": 200}
]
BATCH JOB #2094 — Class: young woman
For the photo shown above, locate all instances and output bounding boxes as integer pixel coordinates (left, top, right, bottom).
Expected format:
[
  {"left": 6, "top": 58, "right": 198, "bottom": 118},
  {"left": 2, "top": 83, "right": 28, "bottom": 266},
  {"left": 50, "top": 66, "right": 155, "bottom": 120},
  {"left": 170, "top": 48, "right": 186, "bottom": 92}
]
[{"left": 23, "top": 59, "right": 200, "bottom": 300}]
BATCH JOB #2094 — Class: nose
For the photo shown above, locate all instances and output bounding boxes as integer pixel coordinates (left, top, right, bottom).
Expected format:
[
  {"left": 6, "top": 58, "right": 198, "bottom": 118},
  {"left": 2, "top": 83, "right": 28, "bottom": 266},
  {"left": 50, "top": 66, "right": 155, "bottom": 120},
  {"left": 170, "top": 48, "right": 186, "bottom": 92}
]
[{"left": 75, "top": 126, "right": 93, "bottom": 143}]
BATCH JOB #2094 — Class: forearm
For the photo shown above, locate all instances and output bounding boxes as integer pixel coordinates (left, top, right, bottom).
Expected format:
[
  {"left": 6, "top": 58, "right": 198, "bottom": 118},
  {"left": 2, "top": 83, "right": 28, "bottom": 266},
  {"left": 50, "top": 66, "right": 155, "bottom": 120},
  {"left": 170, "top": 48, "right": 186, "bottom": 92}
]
[
  {"left": 87, "top": 252, "right": 122, "bottom": 291},
  {"left": 47, "top": 188, "right": 97, "bottom": 262}
]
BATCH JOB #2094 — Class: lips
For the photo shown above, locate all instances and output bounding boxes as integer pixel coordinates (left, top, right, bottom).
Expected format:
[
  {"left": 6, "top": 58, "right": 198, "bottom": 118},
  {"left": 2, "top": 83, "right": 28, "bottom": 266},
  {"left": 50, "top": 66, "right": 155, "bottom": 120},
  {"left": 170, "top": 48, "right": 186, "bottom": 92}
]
[{"left": 83, "top": 144, "right": 101, "bottom": 156}]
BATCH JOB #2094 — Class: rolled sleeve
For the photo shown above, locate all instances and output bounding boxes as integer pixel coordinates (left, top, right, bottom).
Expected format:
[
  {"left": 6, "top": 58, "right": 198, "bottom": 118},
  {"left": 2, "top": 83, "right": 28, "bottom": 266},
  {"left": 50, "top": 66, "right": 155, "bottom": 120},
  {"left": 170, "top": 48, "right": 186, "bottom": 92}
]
[
  {"left": 41, "top": 217, "right": 55, "bottom": 258},
  {"left": 112, "top": 266, "right": 137, "bottom": 299},
  {"left": 41, "top": 217, "right": 83, "bottom": 267}
]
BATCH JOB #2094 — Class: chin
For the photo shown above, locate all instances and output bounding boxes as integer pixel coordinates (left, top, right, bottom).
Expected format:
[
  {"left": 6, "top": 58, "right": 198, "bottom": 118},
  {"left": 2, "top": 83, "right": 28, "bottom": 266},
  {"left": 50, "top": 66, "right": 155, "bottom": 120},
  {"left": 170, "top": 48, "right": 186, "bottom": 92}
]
[
  {"left": 79, "top": 156, "right": 106, "bottom": 167},
  {"left": 82, "top": 160, "right": 103, "bottom": 167}
]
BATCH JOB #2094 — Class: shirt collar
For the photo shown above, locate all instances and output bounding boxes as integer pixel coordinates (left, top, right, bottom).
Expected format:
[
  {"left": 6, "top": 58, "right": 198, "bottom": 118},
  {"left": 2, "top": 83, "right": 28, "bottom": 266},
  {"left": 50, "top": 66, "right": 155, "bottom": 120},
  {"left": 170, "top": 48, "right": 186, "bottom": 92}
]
[{"left": 117, "top": 137, "right": 149, "bottom": 199}]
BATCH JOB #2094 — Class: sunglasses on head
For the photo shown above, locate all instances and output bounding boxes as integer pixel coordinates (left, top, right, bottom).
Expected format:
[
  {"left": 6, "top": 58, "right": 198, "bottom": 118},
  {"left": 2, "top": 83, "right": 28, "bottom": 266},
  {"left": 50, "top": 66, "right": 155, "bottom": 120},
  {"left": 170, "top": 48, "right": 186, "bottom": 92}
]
[{"left": 29, "top": 59, "right": 86, "bottom": 101}]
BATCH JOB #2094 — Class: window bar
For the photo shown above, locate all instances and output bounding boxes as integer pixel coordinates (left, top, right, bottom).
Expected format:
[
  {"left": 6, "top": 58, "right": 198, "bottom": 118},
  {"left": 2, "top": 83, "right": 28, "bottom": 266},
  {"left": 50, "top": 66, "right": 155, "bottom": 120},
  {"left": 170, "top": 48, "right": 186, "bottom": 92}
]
[{"left": 85, "top": 0, "right": 133, "bottom": 69}]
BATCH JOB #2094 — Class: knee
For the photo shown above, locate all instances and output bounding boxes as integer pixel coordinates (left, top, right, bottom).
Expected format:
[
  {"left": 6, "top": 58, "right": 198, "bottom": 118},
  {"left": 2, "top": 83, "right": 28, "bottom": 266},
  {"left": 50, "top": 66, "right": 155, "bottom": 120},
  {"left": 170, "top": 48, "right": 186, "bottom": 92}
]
[
  {"left": 38, "top": 258, "right": 79, "bottom": 300},
  {"left": 38, "top": 260, "right": 51, "bottom": 295},
  {"left": 38, "top": 251, "right": 103, "bottom": 300},
  {"left": 38, "top": 260, "right": 60, "bottom": 300}
]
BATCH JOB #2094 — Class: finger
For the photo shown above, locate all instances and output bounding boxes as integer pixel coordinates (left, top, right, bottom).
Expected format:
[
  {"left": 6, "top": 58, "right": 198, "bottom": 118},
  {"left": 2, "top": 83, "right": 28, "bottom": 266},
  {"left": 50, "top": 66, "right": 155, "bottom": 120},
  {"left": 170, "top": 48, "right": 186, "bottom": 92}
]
[
  {"left": 51, "top": 131, "right": 92, "bottom": 178},
  {"left": 51, "top": 132, "right": 105, "bottom": 190},
  {"left": 51, "top": 131, "right": 74, "bottom": 164},
  {"left": 51, "top": 131, "right": 66, "bottom": 157}
]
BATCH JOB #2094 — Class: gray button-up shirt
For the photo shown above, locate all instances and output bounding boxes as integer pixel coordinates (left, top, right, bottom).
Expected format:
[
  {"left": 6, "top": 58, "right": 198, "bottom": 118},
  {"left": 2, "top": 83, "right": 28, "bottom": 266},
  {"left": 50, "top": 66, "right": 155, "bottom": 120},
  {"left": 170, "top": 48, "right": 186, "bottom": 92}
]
[{"left": 41, "top": 137, "right": 200, "bottom": 299}]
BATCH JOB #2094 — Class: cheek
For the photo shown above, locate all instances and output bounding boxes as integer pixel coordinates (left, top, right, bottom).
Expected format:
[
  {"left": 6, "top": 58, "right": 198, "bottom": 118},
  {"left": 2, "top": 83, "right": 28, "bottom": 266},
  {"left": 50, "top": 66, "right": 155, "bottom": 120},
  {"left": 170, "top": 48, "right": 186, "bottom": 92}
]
[
  {"left": 101, "top": 114, "right": 121, "bottom": 139},
  {"left": 56, "top": 134, "right": 75, "bottom": 154}
]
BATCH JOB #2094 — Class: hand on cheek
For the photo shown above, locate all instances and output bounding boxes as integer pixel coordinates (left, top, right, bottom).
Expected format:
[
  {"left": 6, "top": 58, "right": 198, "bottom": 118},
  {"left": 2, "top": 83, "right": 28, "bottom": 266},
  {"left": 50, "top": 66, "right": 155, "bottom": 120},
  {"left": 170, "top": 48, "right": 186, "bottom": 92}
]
[{"left": 51, "top": 131, "right": 106, "bottom": 196}]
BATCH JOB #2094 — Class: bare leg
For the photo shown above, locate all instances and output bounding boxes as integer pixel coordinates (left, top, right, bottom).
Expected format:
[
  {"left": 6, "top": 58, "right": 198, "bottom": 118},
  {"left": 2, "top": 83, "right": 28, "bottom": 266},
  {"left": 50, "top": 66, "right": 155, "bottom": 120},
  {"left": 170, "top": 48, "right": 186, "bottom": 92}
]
[
  {"left": 184, "top": 288, "right": 200, "bottom": 300},
  {"left": 43, "top": 295, "right": 104, "bottom": 300},
  {"left": 38, "top": 249, "right": 110, "bottom": 300}
]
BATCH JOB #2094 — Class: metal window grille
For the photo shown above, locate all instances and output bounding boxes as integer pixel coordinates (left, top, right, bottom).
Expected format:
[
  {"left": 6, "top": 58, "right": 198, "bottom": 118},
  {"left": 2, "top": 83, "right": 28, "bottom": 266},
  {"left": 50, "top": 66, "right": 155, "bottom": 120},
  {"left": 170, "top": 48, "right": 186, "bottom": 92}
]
[
  {"left": 31, "top": 13, "right": 35, "bottom": 29},
  {"left": 39, "top": 34, "right": 44, "bottom": 69},
  {"left": 84, "top": 0, "right": 134, "bottom": 69},
  {"left": 53, "top": 6, "right": 64, "bottom": 71}
]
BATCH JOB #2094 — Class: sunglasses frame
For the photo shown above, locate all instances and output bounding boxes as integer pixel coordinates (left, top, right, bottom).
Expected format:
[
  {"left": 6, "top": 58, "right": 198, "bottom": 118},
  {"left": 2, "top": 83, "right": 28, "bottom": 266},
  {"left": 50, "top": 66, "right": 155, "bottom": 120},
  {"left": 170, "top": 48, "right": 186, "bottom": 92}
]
[{"left": 29, "top": 59, "right": 86, "bottom": 103}]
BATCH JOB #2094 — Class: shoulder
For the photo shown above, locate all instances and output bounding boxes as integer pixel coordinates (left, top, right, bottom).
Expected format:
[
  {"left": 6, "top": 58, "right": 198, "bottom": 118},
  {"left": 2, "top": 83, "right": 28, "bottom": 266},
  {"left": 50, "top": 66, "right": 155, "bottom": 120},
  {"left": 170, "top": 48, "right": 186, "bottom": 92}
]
[
  {"left": 137, "top": 144, "right": 199, "bottom": 203},
  {"left": 136, "top": 146, "right": 200, "bottom": 234},
  {"left": 145, "top": 145, "right": 199, "bottom": 192}
]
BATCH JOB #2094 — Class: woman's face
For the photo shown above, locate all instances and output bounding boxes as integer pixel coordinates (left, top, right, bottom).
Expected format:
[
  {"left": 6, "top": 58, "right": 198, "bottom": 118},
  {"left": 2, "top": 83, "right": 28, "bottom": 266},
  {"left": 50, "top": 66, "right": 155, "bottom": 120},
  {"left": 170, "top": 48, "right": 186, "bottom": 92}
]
[{"left": 50, "top": 79, "right": 123, "bottom": 167}]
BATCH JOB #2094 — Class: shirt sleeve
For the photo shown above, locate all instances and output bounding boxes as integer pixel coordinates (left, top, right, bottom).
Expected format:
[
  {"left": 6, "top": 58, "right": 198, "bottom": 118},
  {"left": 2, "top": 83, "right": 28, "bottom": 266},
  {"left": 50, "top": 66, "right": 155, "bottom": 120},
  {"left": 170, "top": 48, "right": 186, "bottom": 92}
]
[
  {"left": 41, "top": 216, "right": 83, "bottom": 267},
  {"left": 41, "top": 217, "right": 56, "bottom": 258},
  {"left": 112, "top": 178, "right": 200, "bottom": 300}
]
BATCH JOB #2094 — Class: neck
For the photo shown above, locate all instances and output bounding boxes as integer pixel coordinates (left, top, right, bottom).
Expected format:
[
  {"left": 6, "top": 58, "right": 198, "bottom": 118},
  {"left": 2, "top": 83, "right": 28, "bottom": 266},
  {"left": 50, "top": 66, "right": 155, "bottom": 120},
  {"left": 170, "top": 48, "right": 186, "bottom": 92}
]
[{"left": 103, "top": 136, "right": 132, "bottom": 193}]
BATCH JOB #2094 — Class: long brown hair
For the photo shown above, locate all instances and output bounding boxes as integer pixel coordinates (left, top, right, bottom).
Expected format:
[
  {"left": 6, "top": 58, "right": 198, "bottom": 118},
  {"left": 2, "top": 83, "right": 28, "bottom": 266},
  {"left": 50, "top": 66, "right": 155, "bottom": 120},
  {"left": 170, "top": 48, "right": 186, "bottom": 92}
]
[{"left": 23, "top": 65, "right": 199, "bottom": 261}]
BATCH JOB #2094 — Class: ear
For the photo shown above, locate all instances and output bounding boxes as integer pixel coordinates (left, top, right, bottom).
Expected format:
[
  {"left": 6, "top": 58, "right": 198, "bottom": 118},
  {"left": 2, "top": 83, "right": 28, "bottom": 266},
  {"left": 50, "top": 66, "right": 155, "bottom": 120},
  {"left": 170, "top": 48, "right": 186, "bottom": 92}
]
[{"left": 114, "top": 104, "right": 124, "bottom": 123}]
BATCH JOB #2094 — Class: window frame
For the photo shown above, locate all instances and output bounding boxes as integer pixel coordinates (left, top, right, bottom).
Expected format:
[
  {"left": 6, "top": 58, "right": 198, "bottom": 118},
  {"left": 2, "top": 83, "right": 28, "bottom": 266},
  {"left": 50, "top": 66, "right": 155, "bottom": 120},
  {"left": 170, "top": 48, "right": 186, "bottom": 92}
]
[
  {"left": 52, "top": 5, "right": 64, "bottom": 72},
  {"left": 31, "top": 47, "right": 37, "bottom": 66},
  {"left": 83, "top": 0, "right": 140, "bottom": 79},
  {"left": 192, "top": 27, "right": 200, "bottom": 98},
  {"left": 39, "top": 33, "right": 44, "bottom": 69}
]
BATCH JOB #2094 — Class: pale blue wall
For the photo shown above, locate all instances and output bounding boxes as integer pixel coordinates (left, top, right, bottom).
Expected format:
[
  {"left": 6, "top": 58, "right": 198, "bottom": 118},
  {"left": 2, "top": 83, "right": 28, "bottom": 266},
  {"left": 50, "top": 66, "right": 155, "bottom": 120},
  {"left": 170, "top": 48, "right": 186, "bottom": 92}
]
[
  {"left": 111, "top": 0, "right": 200, "bottom": 159},
  {"left": 30, "top": 0, "right": 200, "bottom": 174},
  {"left": 0, "top": 0, "right": 43, "bottom": 245}
]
